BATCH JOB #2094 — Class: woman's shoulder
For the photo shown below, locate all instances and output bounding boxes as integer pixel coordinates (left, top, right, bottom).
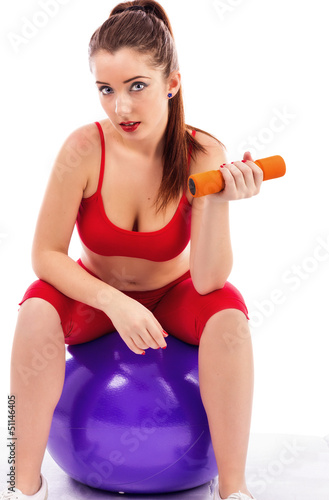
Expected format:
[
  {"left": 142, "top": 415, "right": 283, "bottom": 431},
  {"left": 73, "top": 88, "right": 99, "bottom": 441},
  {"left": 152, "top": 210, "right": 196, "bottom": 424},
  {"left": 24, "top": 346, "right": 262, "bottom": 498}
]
[
  {"left": 61, "top": 121, "right": 104, "bottom": 153},
  {"left": 187, "top": 126, "right": 228, "bottom": 176},
  {"left": 59, "top": 121, "right": 105, "bottom": 170},
  {"left": 51, "top": 121, "right": 103, "bottom": 187},
  {"left": 188, "top": 125, "right": 225, "bottom": 148}
]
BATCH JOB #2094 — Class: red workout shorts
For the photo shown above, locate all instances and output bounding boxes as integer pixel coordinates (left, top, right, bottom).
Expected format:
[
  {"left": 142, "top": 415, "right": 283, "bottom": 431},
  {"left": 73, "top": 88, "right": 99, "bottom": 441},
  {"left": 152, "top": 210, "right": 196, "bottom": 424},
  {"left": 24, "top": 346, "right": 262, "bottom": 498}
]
[{"left": 18, "top": 259, "right": 249, "bottom": 345}]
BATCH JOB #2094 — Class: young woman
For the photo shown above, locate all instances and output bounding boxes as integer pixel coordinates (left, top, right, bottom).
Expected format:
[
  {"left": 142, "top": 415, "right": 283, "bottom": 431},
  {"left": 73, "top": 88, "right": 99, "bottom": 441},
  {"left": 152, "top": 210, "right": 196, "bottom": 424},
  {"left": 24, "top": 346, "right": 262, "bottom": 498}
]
[{"left": 2, "top": 2, "right": 264, "bottom": 499}]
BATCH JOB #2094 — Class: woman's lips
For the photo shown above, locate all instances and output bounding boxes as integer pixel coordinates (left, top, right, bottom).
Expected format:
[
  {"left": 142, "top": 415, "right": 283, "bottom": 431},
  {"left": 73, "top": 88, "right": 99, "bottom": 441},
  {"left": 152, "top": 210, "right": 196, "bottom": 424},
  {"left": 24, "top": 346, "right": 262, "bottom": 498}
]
[{"left": 120, "top": 122, "right": 141, "bottom": 132}]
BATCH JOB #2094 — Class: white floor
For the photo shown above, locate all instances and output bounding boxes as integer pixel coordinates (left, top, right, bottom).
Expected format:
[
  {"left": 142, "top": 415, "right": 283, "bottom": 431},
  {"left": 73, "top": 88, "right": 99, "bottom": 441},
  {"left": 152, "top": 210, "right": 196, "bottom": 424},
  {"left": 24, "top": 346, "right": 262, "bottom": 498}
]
[{"left": 1, "top": 431, "right": 328, "bottom": 499}]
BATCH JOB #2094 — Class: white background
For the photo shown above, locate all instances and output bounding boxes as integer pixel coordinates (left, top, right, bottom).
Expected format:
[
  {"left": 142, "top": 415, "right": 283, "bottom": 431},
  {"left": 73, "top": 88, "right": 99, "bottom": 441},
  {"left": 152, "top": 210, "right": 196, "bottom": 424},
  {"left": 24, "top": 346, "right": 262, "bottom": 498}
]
[{"left": 0, "top": 0, "right": 328, "bottom": 438}]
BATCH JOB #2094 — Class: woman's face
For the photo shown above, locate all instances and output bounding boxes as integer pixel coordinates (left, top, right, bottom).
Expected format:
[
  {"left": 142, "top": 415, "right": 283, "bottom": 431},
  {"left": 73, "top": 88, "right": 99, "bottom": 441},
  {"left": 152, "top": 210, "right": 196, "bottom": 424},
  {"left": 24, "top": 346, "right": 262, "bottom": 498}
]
[{"left": 90, "top": 48, "right": 180, "bottom": 142}]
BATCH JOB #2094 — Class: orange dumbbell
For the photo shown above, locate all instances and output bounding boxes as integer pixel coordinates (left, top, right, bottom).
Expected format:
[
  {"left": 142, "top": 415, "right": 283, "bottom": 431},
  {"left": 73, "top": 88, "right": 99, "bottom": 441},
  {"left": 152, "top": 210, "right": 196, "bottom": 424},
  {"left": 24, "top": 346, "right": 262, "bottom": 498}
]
[{"left": 188, "top": 155, "right": 286, "bottom": 197}]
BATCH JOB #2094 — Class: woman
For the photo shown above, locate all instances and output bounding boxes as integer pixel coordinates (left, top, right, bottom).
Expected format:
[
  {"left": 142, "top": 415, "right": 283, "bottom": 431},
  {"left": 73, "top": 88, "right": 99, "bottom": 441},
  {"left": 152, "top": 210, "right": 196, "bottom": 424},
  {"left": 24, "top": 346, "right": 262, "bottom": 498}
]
[{"left": 3, "top": 2, "right": 264, "bottom": 499}]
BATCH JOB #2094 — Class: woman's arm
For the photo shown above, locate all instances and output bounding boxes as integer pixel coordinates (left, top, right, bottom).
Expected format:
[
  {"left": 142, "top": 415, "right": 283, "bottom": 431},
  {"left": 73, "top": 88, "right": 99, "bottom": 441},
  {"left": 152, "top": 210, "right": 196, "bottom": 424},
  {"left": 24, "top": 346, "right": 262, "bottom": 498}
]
[
  {"left": 31, "top": 123, "right": 120, "bottom": 310},
  {"left": 30, "top": 123, "right": 166, "bottom": 353},
  {"left": 189, "top": 138, "right": 232, "bottom": 294},
  {"left": 189, "top": 134, "right": 263, "bottom": 295}
]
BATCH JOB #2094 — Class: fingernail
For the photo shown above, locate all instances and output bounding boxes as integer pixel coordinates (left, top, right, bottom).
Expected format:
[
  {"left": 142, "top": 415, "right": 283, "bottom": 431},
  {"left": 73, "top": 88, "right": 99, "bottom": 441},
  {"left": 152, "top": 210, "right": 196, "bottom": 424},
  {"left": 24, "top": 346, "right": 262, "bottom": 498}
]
[
  {"left": 162, "top": 345, "right": 167, "bottom": 349},
  {"left": 163, "top": 330, "right": 169, "bottom": 337},
  {"left": 242, "top": 160, "right": 246, "bottom": 163},
  {"left": 220, "top": 164, "right": 224, "bottom": 168},
  {"left": 142, "top": 351, "right": 145, "bottom": 355}
]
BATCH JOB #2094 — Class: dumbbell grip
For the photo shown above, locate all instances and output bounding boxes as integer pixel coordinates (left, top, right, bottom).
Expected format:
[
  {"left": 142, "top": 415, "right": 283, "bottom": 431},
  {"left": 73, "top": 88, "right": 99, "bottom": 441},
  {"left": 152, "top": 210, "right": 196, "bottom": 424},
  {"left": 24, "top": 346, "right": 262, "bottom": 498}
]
[{"left": 188, "top": 155, "right": 286, "bottom": 197}]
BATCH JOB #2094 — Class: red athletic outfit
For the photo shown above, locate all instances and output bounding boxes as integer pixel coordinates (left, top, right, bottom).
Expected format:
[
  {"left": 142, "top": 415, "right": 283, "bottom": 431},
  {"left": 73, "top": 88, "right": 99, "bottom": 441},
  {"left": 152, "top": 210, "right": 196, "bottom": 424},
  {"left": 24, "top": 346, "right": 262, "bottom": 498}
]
[
  {"left": 19, "top": 122, "right": 249, "bottom": 345},
  {"left": 76, "top": 122, "right": 191, "bottom": 261}
]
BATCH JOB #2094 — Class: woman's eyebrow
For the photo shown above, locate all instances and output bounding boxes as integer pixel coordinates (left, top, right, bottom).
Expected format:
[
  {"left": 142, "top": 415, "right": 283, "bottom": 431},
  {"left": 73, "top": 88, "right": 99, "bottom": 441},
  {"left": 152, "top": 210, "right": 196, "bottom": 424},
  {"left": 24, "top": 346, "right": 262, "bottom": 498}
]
[{"left": 96, "top": 76, "right": 151, "bottom": 85}]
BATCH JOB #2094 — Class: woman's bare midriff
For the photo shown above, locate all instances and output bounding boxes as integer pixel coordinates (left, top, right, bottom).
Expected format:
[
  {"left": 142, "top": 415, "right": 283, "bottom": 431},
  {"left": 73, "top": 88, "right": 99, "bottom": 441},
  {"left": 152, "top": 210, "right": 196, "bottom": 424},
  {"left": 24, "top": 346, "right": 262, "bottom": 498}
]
[
  {"left": 80, "top": 243, "right": 190, "bottom": 291},
  {"left": 79, "top": 119, "right": 195, "bottom": 291}
]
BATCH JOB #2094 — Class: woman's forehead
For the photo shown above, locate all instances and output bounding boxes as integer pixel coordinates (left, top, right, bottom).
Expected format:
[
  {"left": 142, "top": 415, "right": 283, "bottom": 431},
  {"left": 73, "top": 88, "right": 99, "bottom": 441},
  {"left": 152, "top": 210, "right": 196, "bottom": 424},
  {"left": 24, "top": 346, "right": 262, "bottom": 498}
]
[{"left": 91, "top": 48, "right": 154, "bottom": 71}]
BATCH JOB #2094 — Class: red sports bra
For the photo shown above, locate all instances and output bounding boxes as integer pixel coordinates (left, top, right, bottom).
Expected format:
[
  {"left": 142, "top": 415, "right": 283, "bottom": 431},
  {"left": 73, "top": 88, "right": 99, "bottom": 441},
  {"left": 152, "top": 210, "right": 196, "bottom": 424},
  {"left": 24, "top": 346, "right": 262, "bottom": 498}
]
[{"left": 76, "top": 121, "right": 195, "bottom": 262}]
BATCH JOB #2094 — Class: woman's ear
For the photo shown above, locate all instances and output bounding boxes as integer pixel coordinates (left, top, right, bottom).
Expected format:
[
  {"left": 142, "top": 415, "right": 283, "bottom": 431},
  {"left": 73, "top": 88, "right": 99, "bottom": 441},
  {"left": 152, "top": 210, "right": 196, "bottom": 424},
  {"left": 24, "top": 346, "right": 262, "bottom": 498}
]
[{"left": 167, "top": 69, "right": 181, "bottom": 97}]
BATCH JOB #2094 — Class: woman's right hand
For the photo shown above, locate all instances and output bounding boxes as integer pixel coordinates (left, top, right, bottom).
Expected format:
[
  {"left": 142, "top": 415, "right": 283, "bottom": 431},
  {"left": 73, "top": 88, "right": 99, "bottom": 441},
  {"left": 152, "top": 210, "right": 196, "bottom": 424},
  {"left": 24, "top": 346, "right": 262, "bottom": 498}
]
[{"left": 101, "top": 291, "right": 168, "bottom": 355}]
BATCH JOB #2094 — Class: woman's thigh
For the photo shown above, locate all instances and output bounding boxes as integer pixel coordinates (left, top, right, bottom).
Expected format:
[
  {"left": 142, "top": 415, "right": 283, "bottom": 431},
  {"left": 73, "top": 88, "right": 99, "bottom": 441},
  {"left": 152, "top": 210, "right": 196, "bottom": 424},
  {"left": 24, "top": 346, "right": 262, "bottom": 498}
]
[
  {"left": 19, "top": 279, "right": 116, "bottom": 345},
  {"left": 152, "top": 277, "right": 249, "bottom": 345},
  {"left": 19, "top": 270, "right": 249, "bottom": 346}
]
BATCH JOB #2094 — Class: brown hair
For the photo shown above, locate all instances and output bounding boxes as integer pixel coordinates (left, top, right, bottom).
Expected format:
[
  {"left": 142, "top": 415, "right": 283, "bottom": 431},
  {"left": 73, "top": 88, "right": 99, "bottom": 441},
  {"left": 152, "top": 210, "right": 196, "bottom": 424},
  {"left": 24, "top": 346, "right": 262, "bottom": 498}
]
[{"left": 89, "top": 0, "right": 226, "bottom": 212}]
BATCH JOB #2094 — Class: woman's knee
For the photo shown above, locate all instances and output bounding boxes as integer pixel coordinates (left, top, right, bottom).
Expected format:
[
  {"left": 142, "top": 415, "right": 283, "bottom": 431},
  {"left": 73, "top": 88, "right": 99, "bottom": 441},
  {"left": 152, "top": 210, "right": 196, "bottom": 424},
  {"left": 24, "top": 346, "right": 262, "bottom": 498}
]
[
  {"left": 16, "top": 298, "right": 64, "bottom": 342},
  {"left": 202, "top": 308, "right": 251, "bottom": 345},
  {"left": 12, "top": 299, "right": 66, "bottom": 387}
]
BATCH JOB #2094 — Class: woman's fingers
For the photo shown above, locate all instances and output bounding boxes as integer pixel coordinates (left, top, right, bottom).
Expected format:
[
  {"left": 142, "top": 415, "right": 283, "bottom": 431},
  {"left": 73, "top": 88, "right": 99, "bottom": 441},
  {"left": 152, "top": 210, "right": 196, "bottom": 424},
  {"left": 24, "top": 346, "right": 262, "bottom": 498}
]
[
  {"left": 134, "top": 329, "right": 167, "bottom": 351},
  {"left": 108, "top": 293, "right": 168, "bottom": 354},
  {"left": 219, "top": 160, "right": 263, "bottom": 199},
  {"left": 124, "top": 336, "right": 146, "bottom": 355},
  {"left": 244, "top": 159, "right": 264, "bottom": 190},
  {"left": 122, "top": 319, "right": 168, "bottom": 355},
  {"left": 140, "top": 321, "right": 168, "bottom": 349}
]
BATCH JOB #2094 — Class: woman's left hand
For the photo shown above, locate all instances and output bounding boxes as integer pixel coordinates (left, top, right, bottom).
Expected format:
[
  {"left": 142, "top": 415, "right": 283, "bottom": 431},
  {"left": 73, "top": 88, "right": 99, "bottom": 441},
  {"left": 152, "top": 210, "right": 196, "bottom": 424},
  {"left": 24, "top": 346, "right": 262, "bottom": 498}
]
[{"left": 212, "top": 151, "right": 264, "bottom": 202}]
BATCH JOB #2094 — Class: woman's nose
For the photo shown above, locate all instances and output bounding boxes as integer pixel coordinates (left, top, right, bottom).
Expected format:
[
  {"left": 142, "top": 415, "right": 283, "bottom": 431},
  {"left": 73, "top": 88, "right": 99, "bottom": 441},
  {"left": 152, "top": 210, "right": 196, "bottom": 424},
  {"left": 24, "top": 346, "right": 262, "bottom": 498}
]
[{"left": 115, "top": 94, "right": 132, "bottom": 116}]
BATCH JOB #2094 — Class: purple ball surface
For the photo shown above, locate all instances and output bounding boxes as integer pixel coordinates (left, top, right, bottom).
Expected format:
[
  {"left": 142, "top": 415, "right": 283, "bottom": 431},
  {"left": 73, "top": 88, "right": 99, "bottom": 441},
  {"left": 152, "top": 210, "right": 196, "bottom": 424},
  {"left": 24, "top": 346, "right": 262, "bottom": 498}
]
[{"left": 47, "top": 332, "right": 217, "bottom": 493}]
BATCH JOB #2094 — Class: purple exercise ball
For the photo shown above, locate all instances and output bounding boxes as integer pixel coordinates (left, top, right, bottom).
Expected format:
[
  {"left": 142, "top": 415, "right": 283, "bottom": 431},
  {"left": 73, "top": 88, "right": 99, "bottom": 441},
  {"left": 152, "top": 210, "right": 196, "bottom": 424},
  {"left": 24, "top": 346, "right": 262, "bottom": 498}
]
[{"left": 47, "top": 332, "right": 217, "bottom": 494}]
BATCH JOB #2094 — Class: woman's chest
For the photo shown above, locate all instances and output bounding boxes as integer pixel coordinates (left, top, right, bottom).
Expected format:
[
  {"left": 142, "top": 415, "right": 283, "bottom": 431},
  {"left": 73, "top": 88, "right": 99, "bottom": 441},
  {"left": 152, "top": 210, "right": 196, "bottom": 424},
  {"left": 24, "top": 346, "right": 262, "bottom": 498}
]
[{"left": 101, "top": 160, "right": 184, "bottom": 233}]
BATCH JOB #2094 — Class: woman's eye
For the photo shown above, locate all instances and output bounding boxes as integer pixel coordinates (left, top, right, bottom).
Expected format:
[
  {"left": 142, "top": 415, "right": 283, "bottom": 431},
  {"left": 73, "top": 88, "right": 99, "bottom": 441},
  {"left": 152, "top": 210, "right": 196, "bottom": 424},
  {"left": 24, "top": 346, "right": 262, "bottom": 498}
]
[
  {"left": 132, "top": 82, "right": 146, "bottom": 91},
  {"left": 99, "top": 86, "right": 112, "bottom": 95},
  {"left": 98, "top": 82, "right": 147, "bottom": 95}
]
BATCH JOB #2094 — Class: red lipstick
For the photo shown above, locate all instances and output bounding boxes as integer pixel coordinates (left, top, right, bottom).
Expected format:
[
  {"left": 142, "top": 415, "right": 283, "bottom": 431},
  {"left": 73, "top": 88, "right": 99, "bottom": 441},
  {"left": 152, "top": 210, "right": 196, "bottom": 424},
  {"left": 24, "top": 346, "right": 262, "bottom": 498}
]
[{"left": 120, "top": 122, "right": 141, "bottom": 132}]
